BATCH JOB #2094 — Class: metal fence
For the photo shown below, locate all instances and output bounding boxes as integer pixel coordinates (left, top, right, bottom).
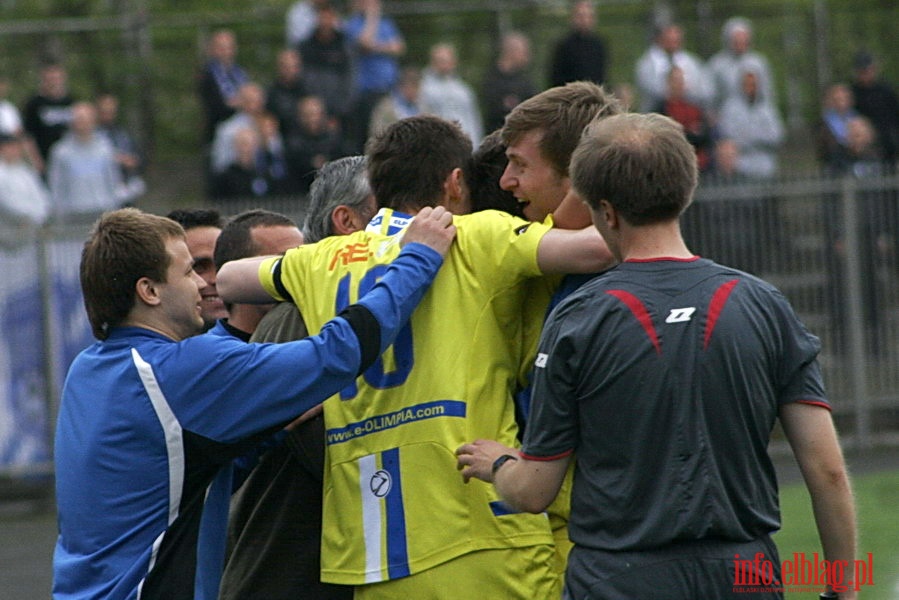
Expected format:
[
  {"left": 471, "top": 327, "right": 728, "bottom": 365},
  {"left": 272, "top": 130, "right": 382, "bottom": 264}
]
[
  {"left": 0, "top": 218, "right": 95, "bottom": 483},
  {"left": 1, "top": 172, "right": 897, "bottom": 481},
  {"left": 684, "top": 170, "right": 899, "bottom": 446}
]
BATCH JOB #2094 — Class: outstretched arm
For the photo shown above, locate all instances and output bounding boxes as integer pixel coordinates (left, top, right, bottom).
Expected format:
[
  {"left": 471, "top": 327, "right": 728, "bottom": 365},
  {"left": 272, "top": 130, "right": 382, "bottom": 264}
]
[
  {"left": 456, "top": 439, "right": 569, "bottom": 514},
  {"left": 550, "top": 188, "right": 594, "bottom": 230},
  {"left": 536, "top": 226, "right": 615, "bottom": 275},
  {"left": 218, "top": 206, "right": 456, "bottom": 305},
  {"left": 537, "top": 190, "right": 616, "bottom": 274},
  {"left": 217, "top": 255, "right": 273, "bottom": 304},
  {"left": 779, "top": 402, "right": 857, "bottom": 600}
]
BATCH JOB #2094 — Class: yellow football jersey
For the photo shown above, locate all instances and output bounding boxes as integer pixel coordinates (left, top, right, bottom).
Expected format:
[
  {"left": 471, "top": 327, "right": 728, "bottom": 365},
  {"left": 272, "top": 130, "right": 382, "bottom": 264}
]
[{"left": 259, "top": 209, "right": 557, "bottom": 585}]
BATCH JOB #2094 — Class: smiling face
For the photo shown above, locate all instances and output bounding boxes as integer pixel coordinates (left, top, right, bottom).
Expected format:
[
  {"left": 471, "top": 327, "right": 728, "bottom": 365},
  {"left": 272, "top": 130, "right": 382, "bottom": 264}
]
[
  {"left": 184, "top": 225, "right": 227, "bottom": 327},
  {"left": 158, "top": 237, "right": 207, "bottom": 341},
  {"left": 500, "top": 129, "right": 569, "bottom": 222}
]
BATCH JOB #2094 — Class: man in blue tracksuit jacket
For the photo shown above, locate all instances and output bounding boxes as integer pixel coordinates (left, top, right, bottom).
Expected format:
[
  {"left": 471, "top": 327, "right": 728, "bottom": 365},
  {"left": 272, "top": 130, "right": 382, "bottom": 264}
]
[{"left": 53, "top": 206, "right": 455, "bottom": 599}]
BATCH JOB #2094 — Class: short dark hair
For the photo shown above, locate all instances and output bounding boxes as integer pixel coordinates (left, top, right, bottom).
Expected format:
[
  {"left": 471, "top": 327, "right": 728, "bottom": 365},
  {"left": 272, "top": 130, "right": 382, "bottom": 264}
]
[
  {"left": 303, "top": 156, "right": 374, "bottom": 243},
  {"left": 366, "top": 115, "right": 472, "bottom": 211},
  {"left": 80, "top": 208, "right": 184, "bottom": 340},
  {"left": 501, "top": 81, "right": 622, "bottom": 177},
  {"left": 571, "top": 113, "right": 698, "bottom": 225},
  {"left": 213, "top": 209, "right": 297, "bottom": 270},
  {"left": 165, "top": 208, "right": 224, "bottom": 230},
  {"left": 467, "top": 129, "right": 523, "bottom": 217}
]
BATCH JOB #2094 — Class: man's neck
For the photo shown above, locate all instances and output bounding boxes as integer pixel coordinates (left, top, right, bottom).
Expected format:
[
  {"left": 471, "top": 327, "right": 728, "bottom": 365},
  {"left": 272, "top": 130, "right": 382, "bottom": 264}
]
[
  {"left": 618, "top": 221, "right": 693, "bottom": 262},
  {"left": 120, "top": 314, "right": 187, "bottom": 342},
  {"left": 393, "top": 205, "right": 421, "bottom": 216},
  {"left": 227, "top": 304, "right": 272, "bottom": 337}
]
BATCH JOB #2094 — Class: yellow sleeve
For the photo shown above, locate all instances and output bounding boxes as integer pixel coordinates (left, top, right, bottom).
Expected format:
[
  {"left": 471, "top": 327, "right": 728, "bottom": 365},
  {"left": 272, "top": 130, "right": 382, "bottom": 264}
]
[
  {"left": 258, "top": 255, "right": 287, "bottom": 302},
  {"left": 454, "top": 210, "right": 553, "bottom": 281}
]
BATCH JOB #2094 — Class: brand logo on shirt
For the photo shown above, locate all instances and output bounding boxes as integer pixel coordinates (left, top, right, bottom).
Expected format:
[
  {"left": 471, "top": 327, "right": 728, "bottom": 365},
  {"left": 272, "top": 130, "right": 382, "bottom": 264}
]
[
  {"left": 534, "top": 353, "right": 548, "bottom": 368},
  {"left": 665, "top": 307, "right": 696, "bottom": 323},
  {"left": 515, "top": 224, "right": 531, "bottom": 235},
  {"left": 329, "top": 242, "right": 372, "bottom": 270},
  {"left": 370, "top": 469, "right": 392, "bottom": 498}
]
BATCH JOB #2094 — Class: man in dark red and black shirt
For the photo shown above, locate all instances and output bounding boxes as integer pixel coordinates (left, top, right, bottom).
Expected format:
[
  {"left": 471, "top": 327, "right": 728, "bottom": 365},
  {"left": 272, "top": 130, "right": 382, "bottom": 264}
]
[{"left": 458, "top": 112, "right": 858, "bottom": 600}]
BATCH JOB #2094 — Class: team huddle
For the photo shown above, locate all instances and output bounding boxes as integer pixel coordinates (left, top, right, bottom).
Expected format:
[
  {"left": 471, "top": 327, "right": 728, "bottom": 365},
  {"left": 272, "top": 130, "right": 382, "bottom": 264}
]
[{"left": 53, "top": 82, "right": 857, "bottom": 600}]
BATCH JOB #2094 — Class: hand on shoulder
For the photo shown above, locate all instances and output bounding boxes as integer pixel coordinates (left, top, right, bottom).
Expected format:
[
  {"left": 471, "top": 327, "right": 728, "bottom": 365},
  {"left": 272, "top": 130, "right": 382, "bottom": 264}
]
[{"left": 403, "top": 206, "right": 456, "bottom": 257}]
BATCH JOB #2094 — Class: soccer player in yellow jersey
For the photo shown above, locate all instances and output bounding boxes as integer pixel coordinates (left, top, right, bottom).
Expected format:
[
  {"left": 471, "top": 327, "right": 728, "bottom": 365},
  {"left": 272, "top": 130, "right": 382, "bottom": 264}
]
[
  {"left": 498, "top": 81, "right": 624, "bottom": 584},
  {"left": 218, "top": 115, "right": 614, "bottom": 599}
]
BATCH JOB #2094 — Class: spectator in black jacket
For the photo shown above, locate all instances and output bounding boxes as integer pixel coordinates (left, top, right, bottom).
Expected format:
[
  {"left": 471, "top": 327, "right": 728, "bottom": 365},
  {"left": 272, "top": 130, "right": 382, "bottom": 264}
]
[
  {"left": 851, "top": 50, "right": 899, "bottom": 165},
  {"left": 285, "top": 95, "right": 346, "bottom": 193},
  {"left": 212, "top": 127, "right": 273, "bottom": 200},
  {"left": 299, "top": 5, "right": 354, "bottom": 130},
  {"left": 481, "top": 32, "right": 537, "bottom": 134},
  {"left": 22, "top": 62, "right": 75, "bottom": 163},
  {"left": 197, "top": 29, "right": 250, "bottom": 143},
  {"left": 549, "top": 0, "right": 607, "bottom": 88},
  {"left": 267, "top": 48, "right": 309, "bottom": 137}
]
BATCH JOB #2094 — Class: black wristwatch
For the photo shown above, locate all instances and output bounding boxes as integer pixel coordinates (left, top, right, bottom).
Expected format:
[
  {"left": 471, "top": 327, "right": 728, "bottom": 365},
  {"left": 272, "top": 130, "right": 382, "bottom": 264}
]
[{"left": 491, "top": 454, "right": 518, "bottom": 477}]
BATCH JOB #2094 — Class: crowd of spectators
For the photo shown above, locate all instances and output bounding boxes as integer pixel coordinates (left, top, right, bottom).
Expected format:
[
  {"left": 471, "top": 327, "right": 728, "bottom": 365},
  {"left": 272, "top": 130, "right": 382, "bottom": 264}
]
[
  {"left": 0, "top": 62, "right": 144, "bottom": 228},
  {"left": 1, "top": 3, "right": 897, "bottom": 217}
]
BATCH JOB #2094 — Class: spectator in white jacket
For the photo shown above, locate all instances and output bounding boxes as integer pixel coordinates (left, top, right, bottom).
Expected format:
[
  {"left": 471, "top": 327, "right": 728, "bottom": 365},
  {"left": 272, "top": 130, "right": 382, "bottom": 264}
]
[
  {"left": 47, "top": 102, "right": 123, "bottom": 219},
  {"left": 0, "top": 133, "right": 49, "bottom": 247},
  {"left": 420, "top": 43, "right": 483, "bottom": 145},
  {"left": 635, "top": 22, "right": 711, "bottom": 113}
]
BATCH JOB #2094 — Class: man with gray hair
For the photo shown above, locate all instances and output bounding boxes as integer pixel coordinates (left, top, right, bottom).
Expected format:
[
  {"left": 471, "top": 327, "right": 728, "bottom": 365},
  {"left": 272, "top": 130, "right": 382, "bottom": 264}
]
[
  {"left": 302, "top": 155, "right": 378, "bottom": 243},
  {"left": 219, "top": 156, "right": 375, "bottom": 600}
]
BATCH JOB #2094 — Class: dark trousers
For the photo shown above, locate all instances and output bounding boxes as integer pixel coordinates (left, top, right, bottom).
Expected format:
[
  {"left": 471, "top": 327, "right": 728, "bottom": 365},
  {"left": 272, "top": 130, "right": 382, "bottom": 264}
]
[
  {"left": 565, "top": 536, "right": 783, "bottom": 600},
  {"left": 219, "top": 415, "right": 353, "bottom": 600}
]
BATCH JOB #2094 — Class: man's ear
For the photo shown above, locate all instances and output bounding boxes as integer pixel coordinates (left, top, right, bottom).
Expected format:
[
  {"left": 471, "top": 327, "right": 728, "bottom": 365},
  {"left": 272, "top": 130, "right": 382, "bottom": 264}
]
[
  {"left": 331, "top": 205, "right": 361, "bottom": 235},
  {"left": 600, "top": 199, "right": 619, "bottom": 230},
  {"left": 443, "top": 167, "right": 467, "bottom": 212},
  {"left": 135, "top": 277, "right": 162, "bottom": 307}
]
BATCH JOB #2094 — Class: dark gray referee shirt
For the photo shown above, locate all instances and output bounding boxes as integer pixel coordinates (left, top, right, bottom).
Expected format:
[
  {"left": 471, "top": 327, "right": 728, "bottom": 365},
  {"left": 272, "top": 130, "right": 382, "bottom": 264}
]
[{"left": 520, "top": 257, "right": 828, "bottom": 551}]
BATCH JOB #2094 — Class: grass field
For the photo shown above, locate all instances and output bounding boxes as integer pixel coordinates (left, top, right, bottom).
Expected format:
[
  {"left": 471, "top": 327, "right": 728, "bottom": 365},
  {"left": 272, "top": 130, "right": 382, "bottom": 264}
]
[{"left": 774, "top": 471, "right": 899, "bottom": 599}]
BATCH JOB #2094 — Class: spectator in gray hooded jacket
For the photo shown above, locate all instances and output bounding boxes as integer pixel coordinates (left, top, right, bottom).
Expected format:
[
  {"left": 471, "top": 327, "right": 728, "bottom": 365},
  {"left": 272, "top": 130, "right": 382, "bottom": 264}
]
[
  {"left": 717, "top": 66, "right": 784, "bottom": 179},
  {"left": 707, "top": 16, "right": 775, "bottom": 115}
]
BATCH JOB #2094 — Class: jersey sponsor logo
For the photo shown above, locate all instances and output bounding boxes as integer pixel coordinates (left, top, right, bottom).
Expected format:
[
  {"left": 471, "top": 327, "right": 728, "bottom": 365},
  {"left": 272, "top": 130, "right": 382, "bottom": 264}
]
[
  {"left": 325, "top": 400, "right": 467, "bottom": 445},
  {"left": 665, "top": 307, "right": 696, "bottom": 323},
  {"left": 329, "top": 242, "right": 373, "bottom": 270},
  {"left": 534, "top": 353, "right": 548, "bottom": 368},
  {"left": 514, "top": 224, "right": 531, "bottom": 235},
  {"left": 369, "top": 469, "right": 392, "bottom": 498}
]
